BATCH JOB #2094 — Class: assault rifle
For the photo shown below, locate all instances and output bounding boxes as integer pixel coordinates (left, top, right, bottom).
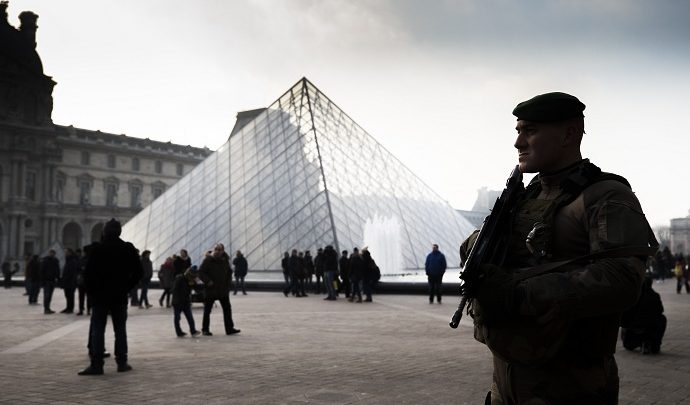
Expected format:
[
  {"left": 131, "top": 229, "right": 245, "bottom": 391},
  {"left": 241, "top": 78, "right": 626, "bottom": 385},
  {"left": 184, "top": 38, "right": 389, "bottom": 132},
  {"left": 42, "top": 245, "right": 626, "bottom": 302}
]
[{"left": 449, "top": 165, "right": 524, "bottom": 329}]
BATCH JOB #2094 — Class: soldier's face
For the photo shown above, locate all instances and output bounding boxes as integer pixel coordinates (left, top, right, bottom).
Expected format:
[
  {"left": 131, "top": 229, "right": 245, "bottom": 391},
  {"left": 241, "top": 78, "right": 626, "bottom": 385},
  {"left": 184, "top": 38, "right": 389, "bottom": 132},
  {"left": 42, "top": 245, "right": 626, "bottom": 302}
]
[{"left": 514, "top": 120, "right": 568, "bottom": 173}]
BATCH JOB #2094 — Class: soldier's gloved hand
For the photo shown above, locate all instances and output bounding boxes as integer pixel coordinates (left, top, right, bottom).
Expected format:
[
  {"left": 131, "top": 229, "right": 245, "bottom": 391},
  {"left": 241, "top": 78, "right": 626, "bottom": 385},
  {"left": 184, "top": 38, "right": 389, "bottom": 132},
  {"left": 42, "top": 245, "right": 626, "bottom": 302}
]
[{"left": 475, "top": 264, "right": 516, "bottom": 324}]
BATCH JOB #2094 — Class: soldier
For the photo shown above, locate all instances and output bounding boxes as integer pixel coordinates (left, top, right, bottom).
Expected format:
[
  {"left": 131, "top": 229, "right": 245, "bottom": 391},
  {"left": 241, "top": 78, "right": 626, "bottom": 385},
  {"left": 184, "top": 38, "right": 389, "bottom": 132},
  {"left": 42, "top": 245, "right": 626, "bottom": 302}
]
[{"left": 462, "top": 92, "right": 657, "bottom": 404}]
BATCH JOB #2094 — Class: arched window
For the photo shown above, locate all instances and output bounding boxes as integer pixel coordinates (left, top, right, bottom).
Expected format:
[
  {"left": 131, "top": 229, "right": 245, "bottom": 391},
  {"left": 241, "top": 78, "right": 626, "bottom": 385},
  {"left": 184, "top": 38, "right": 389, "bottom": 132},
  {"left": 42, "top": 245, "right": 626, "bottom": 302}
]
[{"left": 62, "top": 222, "right": 83, "bottom": 250}]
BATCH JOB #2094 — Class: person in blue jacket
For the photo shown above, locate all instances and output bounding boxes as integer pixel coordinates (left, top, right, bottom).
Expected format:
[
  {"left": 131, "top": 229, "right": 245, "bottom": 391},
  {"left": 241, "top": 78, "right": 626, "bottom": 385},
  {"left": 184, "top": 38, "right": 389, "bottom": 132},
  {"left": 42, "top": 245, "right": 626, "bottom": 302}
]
[{"left": 425, "top": 244, "right": 447, "bottom": 304}]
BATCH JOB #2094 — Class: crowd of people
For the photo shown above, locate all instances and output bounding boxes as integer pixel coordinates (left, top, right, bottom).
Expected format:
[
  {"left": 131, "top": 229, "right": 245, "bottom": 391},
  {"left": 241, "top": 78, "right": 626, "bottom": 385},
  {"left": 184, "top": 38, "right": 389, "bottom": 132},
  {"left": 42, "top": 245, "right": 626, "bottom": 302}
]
[{"left": 280, "top": 246, "right": 381, "bottom": 302}]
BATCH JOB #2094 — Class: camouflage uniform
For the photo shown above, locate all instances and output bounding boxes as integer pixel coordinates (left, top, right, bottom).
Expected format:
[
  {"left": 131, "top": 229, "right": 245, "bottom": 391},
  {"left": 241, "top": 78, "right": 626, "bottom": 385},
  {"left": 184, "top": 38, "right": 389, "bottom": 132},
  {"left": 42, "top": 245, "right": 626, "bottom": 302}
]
[{"left": 473, "top": 160, "right": 654, "bottom": 404}]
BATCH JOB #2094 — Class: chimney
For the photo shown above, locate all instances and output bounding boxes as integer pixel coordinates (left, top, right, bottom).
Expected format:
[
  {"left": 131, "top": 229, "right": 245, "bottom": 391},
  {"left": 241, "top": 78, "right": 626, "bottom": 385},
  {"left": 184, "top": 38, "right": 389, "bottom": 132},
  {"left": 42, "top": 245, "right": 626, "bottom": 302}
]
[{"left": 19, "top": 10, "right": 38, "bottom": 49}]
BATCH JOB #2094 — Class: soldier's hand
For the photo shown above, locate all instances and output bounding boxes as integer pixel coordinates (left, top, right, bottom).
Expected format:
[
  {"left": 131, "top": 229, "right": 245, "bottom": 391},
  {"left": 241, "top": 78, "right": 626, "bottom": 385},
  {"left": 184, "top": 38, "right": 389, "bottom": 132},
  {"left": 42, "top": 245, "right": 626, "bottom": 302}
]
[{"left": 475, "top": 264, "right": 516, "bottom": 324}]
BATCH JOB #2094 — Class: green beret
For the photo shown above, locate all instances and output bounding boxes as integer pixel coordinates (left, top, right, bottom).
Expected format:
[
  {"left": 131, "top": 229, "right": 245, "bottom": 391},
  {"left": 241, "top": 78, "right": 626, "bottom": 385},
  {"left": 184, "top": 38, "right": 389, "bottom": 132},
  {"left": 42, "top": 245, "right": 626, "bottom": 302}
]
[{"left": 512, "top": 92, "right": 585, "bottom": 122}]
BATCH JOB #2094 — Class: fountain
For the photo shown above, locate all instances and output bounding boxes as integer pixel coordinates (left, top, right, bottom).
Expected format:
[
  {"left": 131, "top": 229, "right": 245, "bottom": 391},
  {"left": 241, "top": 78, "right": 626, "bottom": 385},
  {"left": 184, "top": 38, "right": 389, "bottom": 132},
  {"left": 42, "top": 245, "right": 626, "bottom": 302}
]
[{"left": 362, "top": 215, "right": 403, "bottom": 276}]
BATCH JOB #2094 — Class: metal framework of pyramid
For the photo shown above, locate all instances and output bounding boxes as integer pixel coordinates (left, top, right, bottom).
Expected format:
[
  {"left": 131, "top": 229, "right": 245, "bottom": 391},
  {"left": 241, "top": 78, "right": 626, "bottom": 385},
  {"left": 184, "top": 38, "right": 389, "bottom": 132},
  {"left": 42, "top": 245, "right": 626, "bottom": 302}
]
[{"left": 122, "top": 78, "right": 475, "bottom": 273}]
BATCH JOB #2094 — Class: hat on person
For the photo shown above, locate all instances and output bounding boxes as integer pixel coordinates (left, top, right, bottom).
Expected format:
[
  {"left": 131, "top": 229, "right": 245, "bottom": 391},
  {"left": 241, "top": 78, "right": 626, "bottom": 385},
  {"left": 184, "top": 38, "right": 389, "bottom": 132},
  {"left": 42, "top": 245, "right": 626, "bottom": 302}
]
[{"left": 513, "top": 92, "right": 585, "bottom": 122}]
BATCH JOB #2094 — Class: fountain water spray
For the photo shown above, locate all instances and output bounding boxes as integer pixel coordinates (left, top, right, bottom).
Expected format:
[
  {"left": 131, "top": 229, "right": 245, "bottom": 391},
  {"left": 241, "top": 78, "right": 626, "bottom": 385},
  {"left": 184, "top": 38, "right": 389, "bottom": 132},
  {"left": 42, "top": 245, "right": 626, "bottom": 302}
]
[{"left": 362, "top": 215, "right": 403, "bottom": 276}]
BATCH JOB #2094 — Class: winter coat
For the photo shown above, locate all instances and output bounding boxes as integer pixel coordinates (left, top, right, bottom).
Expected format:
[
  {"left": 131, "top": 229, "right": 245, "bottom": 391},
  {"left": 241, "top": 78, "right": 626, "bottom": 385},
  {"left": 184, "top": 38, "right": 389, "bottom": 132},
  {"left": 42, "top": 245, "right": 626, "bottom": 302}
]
[
  {"left": 349, "top": 253, "right": 364, "bottom": 280},
  {"left": 159, "top": 260, "right": 174, "bottom": 289},
  {"left": 322, "top": 247, "right": 338, "bottom": 273},
  {"left": 40, "top": 256, "right": 60, "bottom": 286},
  {"left": 173, "top": 256, "right": 191, "bottom": 278},
  {"left": 141, "top": 257, "right": 153, "bottom": 285},
  {"left": 198, "top": 254, "right": 232, "bottom": 300},
  {"left": 233, "top": 255, "right": 248, "bottom": 277},
  {"left": 172, "top": 273, "right": 193, "bottom": 307},
  {"left": 61, "top": 255, "right": 81, "bottom": 290},
  {"left": 425, "top": 250, "right": 447, "bottom": 277},
  {"left": 84, "top": 238, "right": 143, "bottom": 306}
]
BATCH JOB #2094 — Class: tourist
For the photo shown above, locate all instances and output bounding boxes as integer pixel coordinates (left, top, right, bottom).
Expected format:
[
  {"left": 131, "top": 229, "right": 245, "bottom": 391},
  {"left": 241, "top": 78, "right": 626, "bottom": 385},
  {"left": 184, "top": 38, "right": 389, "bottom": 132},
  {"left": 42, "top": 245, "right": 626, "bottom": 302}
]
[
  {"left": 232, "top": 250, "right": 248, "bottom": 295},
  {"left": 425, "top": 244, "right": 447, "bottom": 304},
  {"left": 198, "top": 243, "right": 240, "bottom": 336}
]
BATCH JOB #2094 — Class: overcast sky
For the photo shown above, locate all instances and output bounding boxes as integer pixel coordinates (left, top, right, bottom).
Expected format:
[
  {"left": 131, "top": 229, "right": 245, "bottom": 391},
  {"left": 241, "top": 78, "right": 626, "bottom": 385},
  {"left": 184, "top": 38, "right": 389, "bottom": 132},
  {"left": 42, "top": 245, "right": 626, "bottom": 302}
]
[{"left": 10, "top": 0, "right": 690, "bottom": 227}]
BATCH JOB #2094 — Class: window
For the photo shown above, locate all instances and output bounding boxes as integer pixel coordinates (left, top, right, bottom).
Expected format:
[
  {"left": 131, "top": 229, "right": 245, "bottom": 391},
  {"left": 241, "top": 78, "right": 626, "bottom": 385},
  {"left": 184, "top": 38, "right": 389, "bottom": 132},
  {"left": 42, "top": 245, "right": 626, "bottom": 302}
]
[
  {"left": 25, "top": 171, "right": 36, "bottom": 200},
  {"left": 130, "top": 184, "right": 142, "bottom": 208},
  {"left": 107, "top": 154, "right": 116, "bottom": 169},
  {"left": 132, "top": 157, "right": 140, "bottom": 171},
  {"left": 56, "top": 174, "right": 65, "bottom": 202},
  {"left": 152, "top": 184, "right": 165, "bottom": 199},
  {"left": 176, "top": 163, "right": 184, "bottom": 176},
  {"left": 105, "top": 183, "right": 118, "bottom": 207},
  {"left": 155, "top": 160, "right": 162, "bottom": 174},
  {"left": 79, "top": 181, "right": 91, "bottom": 205},
  {"left": 81, "top": 151, "right": 90, "bottom": 166}
]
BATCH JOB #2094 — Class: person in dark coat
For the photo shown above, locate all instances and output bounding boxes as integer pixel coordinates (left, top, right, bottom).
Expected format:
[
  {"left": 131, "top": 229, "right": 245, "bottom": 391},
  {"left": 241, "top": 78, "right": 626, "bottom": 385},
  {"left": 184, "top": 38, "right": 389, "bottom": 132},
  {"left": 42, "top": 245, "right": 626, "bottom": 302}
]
[
  {"left": 360, "top": 248, "right": 378, "bottom": 302},
  {"left": 322, "top": 245, "right": 339, "bottom": 300},
  {"left": 281, "top": 252, "right": 290, "bottom": 297},
  {"left": 339, "top": 250, "right": 351, "bottom": 298},
  {"left": 289, "top": 250, "right": 306, "bottom": 297},
  {"left": 172, "top": 266, "right": 201, "bottom": 337},
  {"left": 76, "top": 247, "right": 91, "bottom": 315},
  {"left": 198, "top": 243, "right": 240, "bottom": 336},
  {"left": 232, "top": 250, "right": 248, "bottom": 295},
  {"left": 40, "top": 249, "right": 60, "bottom": 314},
  {"left": 425, "top": 244, "right": 447, "bottom": 304},
  {"left": 173, "top": 249, "right": 192, "bottom": 278},
  {"left": 348, "top": 248, "right": 364, "bottom": 303},
  {"left": 60, "top": 248, "right": 80, "bottom": 313},
  {"left": 620, "top": 277, "right": 667, "bottom": 354},
  {"left": 25, "top": 255, "right": 41, "bottom": 304},
  {"left": 138, "top": 250, "right": 153, "bottom": 308},
  {"left": 158, "top": 256, "right": 175, "bottom": 307},
  {"left": 78, "top": 218, "right": 143, "bottom": 375}
]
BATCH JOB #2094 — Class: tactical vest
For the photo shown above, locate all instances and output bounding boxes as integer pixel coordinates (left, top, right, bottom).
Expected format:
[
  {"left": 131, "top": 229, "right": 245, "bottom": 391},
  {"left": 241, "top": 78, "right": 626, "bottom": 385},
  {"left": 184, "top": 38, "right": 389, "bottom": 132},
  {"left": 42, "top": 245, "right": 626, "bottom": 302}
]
[{"left": 504, "top": 160, "right": 632, "bottom": 268}]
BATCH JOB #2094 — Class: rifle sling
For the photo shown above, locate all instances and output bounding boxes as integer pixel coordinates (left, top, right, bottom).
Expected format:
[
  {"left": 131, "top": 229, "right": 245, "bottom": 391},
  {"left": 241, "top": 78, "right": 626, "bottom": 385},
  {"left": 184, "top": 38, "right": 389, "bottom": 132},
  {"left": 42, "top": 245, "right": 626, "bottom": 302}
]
[{"left": 513, "top": 245, "right": 658, "bottom": 283}]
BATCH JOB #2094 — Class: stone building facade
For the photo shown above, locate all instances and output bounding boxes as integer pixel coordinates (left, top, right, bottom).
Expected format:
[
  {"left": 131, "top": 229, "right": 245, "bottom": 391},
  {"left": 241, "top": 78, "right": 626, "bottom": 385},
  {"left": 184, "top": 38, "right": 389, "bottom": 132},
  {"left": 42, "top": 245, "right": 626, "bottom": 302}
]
[
  {"left": 670, "top": 214, "right": 690, "bottom": 255},
  {"left": 0, "top": 3, "right": 210, "bottom": 264}
]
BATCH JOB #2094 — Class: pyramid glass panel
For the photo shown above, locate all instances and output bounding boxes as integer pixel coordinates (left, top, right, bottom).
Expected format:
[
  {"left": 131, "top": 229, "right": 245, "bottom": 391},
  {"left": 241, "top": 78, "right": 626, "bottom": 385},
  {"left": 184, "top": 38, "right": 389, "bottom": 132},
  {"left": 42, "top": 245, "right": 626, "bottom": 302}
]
[{"left": 122, "top": 78, "right": 475, "bottom": 274}]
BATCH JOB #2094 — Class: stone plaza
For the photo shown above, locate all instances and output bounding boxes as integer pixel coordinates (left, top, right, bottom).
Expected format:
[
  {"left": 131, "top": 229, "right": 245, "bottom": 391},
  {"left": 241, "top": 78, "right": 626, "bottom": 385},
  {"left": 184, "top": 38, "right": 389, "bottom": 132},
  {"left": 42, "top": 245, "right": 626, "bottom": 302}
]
[{"left": 0, "top": 280, "right": 688, "bottom": 404}]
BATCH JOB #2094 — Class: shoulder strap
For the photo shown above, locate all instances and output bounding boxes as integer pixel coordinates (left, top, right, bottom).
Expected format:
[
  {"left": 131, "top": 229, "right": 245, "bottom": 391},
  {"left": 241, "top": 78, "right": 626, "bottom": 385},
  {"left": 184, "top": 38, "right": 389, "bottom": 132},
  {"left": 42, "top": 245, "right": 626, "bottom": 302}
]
[{"left": 514, "top": 245, "right": 659, "bottom": 283}]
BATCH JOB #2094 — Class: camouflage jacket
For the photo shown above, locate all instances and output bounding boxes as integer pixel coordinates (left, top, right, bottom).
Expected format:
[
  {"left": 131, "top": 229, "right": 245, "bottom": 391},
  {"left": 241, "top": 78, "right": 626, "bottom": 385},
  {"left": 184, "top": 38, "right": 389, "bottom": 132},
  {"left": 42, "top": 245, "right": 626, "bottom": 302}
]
[{"left": 475, "top": 161, "right": 654, "bottom": 404}]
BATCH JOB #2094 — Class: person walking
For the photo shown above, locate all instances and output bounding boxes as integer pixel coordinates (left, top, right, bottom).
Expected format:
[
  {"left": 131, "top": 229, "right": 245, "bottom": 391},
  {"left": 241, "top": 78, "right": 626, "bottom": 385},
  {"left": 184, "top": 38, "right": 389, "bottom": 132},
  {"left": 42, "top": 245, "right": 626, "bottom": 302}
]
[
  {"left": 171, "top": 265, "right": 201, "bottom": 337},
  {"left": 425, "top": 244, "right": 447, "bottom": 304},
  {"left": 79, "top": 218, "right": 143, "bottom": 375},
  {"left": 40, "top": 249, "right": 60, "bottom": 314},
  {"left": 232, "top": 250, "right": 248, "bottom": 295},
  {"left": 138, "top": 250, "right": 153, "bottom": 308},
  {"left": 198, "top": 243, "right": 240, "bottom": 336}
]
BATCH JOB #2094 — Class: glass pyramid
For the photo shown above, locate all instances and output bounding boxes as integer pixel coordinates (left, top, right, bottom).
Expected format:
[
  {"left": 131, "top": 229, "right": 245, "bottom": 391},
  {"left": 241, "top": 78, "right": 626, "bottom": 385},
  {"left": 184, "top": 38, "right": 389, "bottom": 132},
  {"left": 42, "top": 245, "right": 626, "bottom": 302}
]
[{"left": 121, "top": 78, "right": 475, "bottom": 274}]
